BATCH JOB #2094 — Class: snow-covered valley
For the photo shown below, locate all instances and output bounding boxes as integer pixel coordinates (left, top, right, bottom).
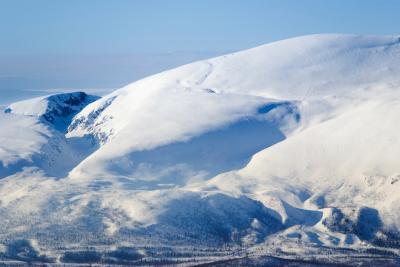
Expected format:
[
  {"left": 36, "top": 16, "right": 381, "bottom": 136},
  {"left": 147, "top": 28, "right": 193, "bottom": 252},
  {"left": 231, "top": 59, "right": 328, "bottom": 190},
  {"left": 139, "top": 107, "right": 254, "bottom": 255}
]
[{"left": 0, "top": 34, "right": 400, "bottom": 265}]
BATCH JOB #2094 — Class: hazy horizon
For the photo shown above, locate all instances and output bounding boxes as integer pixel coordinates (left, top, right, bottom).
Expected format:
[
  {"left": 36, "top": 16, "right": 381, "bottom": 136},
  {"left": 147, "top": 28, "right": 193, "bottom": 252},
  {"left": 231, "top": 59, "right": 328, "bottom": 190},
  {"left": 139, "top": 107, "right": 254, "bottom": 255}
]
[{"left": 1, "top": 0, "right": 399, "bottom": 104}]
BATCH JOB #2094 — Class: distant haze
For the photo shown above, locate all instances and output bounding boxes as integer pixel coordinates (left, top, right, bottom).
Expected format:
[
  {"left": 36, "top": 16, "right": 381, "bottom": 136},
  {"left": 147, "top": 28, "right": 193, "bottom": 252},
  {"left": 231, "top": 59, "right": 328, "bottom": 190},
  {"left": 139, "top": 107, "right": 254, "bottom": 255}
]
[
  {"left": 1, "top": 0, "right": 399, "bottom": 104},
  {"left": 0, "top": 51, "right": 224, "bottom": 104}
]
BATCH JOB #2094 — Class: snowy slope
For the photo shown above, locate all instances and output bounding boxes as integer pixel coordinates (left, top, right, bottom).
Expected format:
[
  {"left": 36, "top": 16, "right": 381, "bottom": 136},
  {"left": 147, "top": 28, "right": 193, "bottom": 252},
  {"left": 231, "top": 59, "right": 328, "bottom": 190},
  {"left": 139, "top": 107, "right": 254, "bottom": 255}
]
[
  {"left": 66, "top": 34, "right": 400, "bottom": 184},
  {"left": 0, "top": 34, "right": 400, "bottom": 264},
  {"left": 0, "top": 92, "right": 99, "bottom": 178}
]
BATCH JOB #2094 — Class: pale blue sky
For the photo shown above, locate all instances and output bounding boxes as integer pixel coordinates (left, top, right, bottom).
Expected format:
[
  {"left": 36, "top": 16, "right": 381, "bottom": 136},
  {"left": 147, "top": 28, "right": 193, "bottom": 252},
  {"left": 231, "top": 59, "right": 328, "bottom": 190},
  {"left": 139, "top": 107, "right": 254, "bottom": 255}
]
[{"left": 1, "top": 0, "right": 399, "bottom": 104}]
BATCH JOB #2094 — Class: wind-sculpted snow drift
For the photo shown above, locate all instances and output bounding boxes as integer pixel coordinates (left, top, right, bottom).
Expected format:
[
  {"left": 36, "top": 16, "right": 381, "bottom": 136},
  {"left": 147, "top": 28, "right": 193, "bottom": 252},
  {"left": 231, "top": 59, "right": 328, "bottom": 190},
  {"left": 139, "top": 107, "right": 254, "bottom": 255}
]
[{"left": 1, "top": 34, "right": 400, "bottom": 265}]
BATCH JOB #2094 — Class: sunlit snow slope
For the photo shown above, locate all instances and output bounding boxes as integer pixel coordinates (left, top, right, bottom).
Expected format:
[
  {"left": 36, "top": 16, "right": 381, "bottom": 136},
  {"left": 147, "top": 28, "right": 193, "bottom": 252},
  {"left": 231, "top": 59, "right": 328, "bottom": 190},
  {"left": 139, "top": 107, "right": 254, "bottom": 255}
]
[{"left": 1, "top": 34, "right": 400, "bottom": 263}]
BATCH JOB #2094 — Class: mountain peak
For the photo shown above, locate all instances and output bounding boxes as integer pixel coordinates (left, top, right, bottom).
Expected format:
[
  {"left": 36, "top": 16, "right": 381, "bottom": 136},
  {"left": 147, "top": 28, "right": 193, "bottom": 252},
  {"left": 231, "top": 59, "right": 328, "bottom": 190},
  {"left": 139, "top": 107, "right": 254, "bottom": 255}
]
[{"left": 5, "top": 92, "right": 100, "bottom": 131}]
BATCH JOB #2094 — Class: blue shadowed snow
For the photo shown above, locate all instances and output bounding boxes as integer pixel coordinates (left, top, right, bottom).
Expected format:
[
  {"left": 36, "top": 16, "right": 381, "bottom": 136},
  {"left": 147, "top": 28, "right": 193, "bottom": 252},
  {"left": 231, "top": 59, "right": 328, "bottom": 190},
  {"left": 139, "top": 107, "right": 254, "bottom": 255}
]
[{"left": 110, "top": 117, "right": 286, "bottom": 188}]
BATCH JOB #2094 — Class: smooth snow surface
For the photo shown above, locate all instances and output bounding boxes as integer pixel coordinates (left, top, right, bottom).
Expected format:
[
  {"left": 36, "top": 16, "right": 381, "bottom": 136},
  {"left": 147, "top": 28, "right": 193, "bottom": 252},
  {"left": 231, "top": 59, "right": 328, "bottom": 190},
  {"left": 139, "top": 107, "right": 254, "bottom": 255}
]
[{"left": 1, "top": 34, "right": 400, "bottom": 264}]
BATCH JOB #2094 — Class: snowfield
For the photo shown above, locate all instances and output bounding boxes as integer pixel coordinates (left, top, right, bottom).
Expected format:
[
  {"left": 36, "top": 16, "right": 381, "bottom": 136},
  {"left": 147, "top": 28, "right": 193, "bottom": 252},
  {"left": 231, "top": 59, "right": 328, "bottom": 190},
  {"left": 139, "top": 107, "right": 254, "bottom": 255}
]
[{"left": 0, "top": 34, "right": 400, "bottom": 265}]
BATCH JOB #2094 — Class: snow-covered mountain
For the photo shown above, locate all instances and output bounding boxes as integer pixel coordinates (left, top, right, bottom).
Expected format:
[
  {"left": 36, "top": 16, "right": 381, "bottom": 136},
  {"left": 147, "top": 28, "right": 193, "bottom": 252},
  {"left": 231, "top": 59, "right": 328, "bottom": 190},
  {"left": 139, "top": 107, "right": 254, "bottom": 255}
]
[
  {"left": 0, "top": 92, "right": 99, "bottom": 178},
  {"left": 5, "top": 92, "right": 99, "bottom": 131},
  {"left": 1, "top": 34, "right": 400, "bottom": 265}
]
